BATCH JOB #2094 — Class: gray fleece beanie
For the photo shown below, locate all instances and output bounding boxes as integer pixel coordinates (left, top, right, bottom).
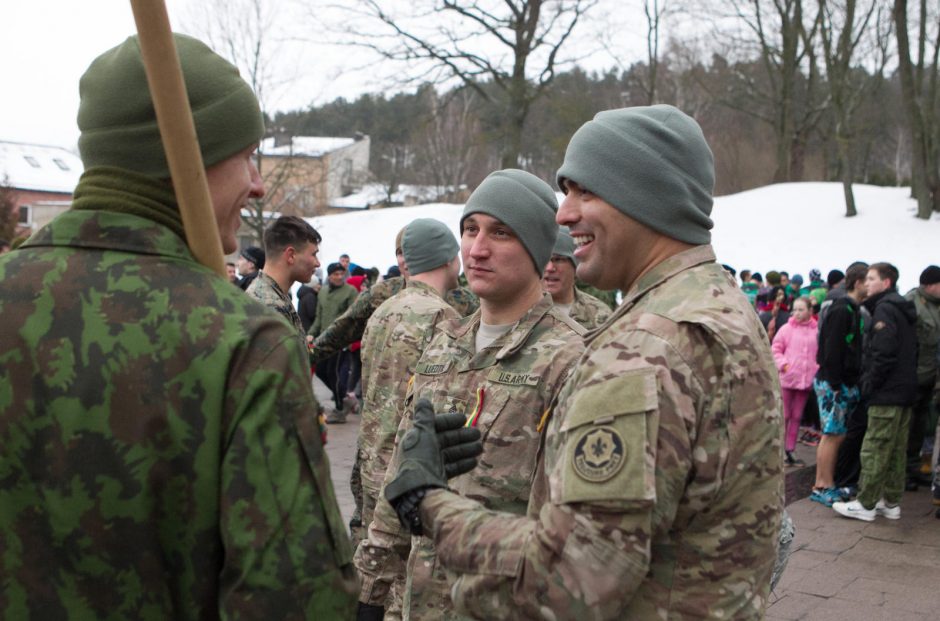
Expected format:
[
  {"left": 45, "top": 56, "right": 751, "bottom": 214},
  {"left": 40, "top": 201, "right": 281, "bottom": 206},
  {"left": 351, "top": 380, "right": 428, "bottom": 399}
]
[
  {"left": 552, "top": 227, "right": 578, "bottom": 266},
  {"left": 461, "top": 169, "right": 558, "bottom": 276},
  {"left": 402, "top": 218, "right": 458, "bottom": 276},
  {"left": 556, "top": 105, "right": 714, "bottom": 244}
]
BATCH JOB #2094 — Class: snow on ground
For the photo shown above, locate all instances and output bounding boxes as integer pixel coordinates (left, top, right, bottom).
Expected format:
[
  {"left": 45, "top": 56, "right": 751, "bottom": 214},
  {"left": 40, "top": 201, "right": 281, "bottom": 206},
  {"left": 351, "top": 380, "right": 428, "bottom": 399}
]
[{"left": 307, "top": 182, "right": 940, "bottom": 292}]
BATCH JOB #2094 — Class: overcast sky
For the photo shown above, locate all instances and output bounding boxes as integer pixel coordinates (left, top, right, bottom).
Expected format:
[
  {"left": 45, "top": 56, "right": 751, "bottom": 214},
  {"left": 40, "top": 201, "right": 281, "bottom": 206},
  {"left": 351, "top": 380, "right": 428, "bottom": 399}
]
[{"left": 1, "top": 0, "right": 648, "bottom": 151}]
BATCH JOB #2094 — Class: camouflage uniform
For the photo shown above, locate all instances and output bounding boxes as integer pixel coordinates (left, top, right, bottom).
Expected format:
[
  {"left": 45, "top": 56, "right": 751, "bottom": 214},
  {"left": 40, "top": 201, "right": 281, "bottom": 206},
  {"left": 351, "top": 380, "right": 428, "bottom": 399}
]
[
  {"left": 246, "top": 270, "right": 306, "bottom": 343},
  {"left": 355, "top": 294, "right": 585, "bottom": 620},
  {"left": 420, "top": 246, "right": 784, "bottom": 620},
  {"left": 0, "top": 207, "right": 357, "bottom": 619},
  {"left": 312, "top": 277, "right": 479, "bottom": 363},
  {"left": 568, "top": 288, "right": 613, "bottom": 330},
  {"left": 359, "top": 280, "right": 460, "bottom": 536}
]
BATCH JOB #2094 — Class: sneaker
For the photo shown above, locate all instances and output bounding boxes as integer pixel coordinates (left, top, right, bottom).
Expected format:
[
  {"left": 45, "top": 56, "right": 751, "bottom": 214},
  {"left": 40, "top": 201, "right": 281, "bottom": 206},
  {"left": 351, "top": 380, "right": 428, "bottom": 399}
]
[
  {"left": 326, "top": 410, "right": 347, "bottom": 424},
  {"left": 874, "top": 499, "right": 900, "bottom": 520},
  {"left": 810, "top": 488, "right": 836, "bottom": 507},
  {"left": 833, "top": 500, "right": 876, "bottom": 522}
]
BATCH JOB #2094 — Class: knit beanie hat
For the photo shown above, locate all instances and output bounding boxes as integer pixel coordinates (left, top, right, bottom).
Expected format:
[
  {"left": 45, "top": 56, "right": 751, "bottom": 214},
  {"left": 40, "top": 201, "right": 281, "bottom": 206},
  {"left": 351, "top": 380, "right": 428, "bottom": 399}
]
[
  {"left": 327, "top": 262, "right": 345, "bottom": 275},
  {"left": 790, "top": 274, "right": 804, "bottom": 287},
  {"left": 403, "top": 218, "right": 458, "bottom": 276},
  {"left": 827, "top": 269, "right": 845, "bottom": 288},
  {"left": 78, "top": 33, "right": 264, "bottom": 178},
  {"left": 240, "top": 246, "right": 265, "bottom": 269},
  {"left": 556, "top": 105, "right": 714, "bottom": 245},
  {"left": 920, "top": 265, "right": 940, "bottom": 286},
  {"left": 461, "top": 169, "right": 558, "bottom": 275},
  {"left": 552, "top": 227, "right": 578, "bottom": 266}
]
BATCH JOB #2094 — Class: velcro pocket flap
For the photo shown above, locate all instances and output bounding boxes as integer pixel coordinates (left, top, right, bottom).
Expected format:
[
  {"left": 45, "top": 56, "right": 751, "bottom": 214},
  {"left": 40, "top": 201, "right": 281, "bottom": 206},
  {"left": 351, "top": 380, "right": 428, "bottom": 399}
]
[{"left": 559, "top": 368, "right": 658, "bottom": 432}]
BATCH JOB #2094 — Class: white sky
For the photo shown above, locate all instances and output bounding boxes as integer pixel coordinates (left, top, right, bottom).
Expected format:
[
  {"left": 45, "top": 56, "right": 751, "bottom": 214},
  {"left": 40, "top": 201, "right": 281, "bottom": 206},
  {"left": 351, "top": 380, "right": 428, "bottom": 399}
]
[{"left": 0, "top": 0, "right": 650, "bottom": 152}]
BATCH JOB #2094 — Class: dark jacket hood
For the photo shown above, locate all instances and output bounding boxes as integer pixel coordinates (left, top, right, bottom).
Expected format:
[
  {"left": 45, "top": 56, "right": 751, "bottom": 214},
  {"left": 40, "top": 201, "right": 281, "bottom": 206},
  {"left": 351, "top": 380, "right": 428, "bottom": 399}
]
[{"left": 864, "top": 290, "right": 917, "bottom": 325}]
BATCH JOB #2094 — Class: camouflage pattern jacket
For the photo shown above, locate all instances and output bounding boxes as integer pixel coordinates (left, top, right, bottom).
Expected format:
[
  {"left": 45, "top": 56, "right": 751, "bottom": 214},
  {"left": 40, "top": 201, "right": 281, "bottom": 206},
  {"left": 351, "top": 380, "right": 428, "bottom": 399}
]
[
  {"left": 0, "top": 208, "right": 357, "bottom": 619},
  {"left": 246, "top": 270, "right": 306, "bottom": 344},
  {"left": 358, "top": 280, "right": 459, "bottom": 524},
  {"left": 313, "top": 276, "right": 479, "bottom": 363},
  {"left": 355, "top": 294, "right": 585, "bottom": 620},
  {"left": 420, "top": 245, "right": 784, "bottom": 620},
  {"left": 568, "top": 288, "right": 613, "bottom": 330}
]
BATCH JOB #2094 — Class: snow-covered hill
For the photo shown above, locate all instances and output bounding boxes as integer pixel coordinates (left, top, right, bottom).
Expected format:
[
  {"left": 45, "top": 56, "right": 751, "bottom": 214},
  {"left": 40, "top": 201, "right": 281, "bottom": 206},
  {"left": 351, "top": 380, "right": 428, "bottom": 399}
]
[{"left": 307, "top": 182, "right": 940, "bottom": 292}]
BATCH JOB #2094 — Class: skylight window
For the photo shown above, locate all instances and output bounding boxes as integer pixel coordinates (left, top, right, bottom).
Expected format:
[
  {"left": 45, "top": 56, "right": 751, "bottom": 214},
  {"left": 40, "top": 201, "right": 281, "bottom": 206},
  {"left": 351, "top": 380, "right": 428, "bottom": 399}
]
[
  {"left": 53, "top": 158, "right": 70, "bottom": 171},
  {"left": 23, "top": 155, "right": 40, "bottom": 168}
]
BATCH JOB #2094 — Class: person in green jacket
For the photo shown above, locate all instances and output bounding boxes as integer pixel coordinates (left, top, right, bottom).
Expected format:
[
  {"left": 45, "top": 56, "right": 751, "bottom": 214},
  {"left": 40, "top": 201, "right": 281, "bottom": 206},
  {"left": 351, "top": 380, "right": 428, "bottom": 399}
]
[
  {"left": 311, "top": 262, "right": 359, "bottom": 422},
  {"left": 0, "top": 34, "right": 356, "bottom": 619}
]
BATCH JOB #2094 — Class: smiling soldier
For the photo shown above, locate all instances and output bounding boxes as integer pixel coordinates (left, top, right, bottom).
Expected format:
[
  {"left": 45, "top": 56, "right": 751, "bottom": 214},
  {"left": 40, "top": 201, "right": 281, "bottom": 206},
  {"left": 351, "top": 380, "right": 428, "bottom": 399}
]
[{"left": 542, "top": 226, "right": 612, "bottom": 330}]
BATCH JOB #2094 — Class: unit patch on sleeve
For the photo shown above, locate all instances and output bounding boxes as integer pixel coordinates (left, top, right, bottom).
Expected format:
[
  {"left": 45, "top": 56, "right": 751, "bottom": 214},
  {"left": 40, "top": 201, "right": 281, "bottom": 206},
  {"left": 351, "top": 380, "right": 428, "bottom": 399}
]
[{"left": 572, "top": 426, "right": 625, "bottom": 482}]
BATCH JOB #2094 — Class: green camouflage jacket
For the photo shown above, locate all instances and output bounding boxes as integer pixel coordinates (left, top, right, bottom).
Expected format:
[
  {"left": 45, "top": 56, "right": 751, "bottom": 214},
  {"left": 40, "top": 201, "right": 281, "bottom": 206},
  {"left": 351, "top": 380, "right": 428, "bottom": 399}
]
[
  {"left": 312, "top": 276, "right": 479, "bottom": 363},
  {"left": 0, "top": 209, "right": 357, "bottom": 619},
  {"left": 355, "top": 294, "right": 585, "bottom": 619},
  {"left": 309, "top": 281, "right": 358, "bottom": 340},
  {"left": 420, "top": 245, "right": 784, "bottom": 620},
  {"left": 246, "top": 270, "right": 306, "bottom": 342},
  {"left": 569, "top": 289, "right": 614, "bottom": 330},
  {"left": 358, "top": 280, "right": 459, "bottom": 527}
]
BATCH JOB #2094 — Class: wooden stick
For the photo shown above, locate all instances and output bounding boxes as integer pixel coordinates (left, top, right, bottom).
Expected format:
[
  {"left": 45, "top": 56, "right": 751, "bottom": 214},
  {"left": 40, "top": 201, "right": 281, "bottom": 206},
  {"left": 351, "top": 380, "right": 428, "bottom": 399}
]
[{"left": 129, "top": 0, "right": 226, "bottom": 276}]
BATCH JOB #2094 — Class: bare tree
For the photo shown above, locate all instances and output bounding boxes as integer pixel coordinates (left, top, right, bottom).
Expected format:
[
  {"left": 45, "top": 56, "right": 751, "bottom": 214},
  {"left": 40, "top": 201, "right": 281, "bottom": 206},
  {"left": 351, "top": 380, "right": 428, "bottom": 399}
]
[
  {"left": 893, "top": 0, "right": 940, "bottom": 219},
  {"left": 815, "top": 0, "right": 889, "bottom": 216},
  {"left": 415, "top": 88, "right": 483, "bottom": 195},
  {"left": 320, "top": 0, "right": 598, "bottom": 169},
  {"left": 602, "top": 0, "right": 671, "bottom": 105}
]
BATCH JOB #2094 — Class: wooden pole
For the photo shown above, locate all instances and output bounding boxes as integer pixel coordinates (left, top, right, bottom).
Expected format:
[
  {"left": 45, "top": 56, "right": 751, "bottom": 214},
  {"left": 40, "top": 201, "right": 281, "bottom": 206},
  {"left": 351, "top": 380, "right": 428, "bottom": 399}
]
[{"left": 129, "top": 0, "right": 226, "bottom": 277}]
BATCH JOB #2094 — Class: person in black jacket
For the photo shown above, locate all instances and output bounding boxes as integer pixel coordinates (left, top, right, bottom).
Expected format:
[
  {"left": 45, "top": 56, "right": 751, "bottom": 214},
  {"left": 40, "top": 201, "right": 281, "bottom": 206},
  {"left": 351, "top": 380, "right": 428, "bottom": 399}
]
[
  {"left": 297, "top": 278, "right": 319, "bottom": 333},
  {"left": 833, "top": 262, "right": 918, "bottom": 522}
]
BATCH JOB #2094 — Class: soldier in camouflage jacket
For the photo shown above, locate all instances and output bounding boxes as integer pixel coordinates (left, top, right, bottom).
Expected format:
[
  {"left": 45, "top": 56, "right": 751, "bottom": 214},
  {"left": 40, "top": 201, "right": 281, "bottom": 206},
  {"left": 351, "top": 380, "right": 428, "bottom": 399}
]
[
  {"left": 542, "top": 227, "right": 611, "bottom": 330},
  {"left": 0, "top": 35, "right": 357, "bottom": 619},
  {"left": 355, "top": 171, "right": 585, "bottom": 620},
  {"left": 392, "top": 107, "right": 784, "bottom": 619}
]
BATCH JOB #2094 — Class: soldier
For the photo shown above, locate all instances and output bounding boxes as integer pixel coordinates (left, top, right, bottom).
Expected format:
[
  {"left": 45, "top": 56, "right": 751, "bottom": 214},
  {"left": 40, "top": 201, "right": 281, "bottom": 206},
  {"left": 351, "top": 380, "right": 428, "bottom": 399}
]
[
  {"left": 311, "top": 262, "right": 359, "bottom": 422},
  {"left": 384, "top": 105, "right": 784, "bottom": 619},
  {"left": 355, "top": 170, "right": 586, "bottom": 621},
  {"left": 0, "top": 34, "right": 356, "bottom": 618},
  {"left": 246, "top": 215, "right": 322, "bottom": 348},
  {"left": 542, "top": 226, "right": 612, "bottom": 330}
]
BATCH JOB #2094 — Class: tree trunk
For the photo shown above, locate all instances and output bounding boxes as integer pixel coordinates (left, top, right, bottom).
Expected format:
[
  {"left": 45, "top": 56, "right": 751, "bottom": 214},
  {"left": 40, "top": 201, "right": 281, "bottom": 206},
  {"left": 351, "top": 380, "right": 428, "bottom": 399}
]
[{"left": 838, "top": 135, "right": 857, "bottom": 216}]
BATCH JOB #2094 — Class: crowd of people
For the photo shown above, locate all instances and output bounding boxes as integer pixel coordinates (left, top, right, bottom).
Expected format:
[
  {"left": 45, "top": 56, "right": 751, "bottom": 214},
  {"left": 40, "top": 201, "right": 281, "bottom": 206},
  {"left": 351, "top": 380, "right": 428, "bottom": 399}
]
[
  {"left": 730, "top": 262, "right": 940, "bottom": 521},
  {"left": 1, "top": 30, "right": 935, "bottom": 620}
]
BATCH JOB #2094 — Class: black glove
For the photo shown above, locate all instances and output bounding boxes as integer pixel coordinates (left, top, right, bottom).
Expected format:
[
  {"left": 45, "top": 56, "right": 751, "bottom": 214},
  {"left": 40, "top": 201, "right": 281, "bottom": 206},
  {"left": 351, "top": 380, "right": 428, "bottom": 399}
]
[
  {"left": 385, "top": 399, "right": 483, "bottom": 535},
  {"left": 356, "top": 602, "right": 384, "bottom": 621}
]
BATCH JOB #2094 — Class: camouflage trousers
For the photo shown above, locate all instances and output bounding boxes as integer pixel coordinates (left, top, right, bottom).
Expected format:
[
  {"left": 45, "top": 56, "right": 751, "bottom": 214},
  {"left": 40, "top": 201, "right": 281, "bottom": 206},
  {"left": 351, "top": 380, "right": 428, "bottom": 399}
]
[
  {"left": 857, "top": 405, "right": 912, "bottom": 508},
  {"left": 359, "top": 471, "right": 405, "bottom": 621},
  {"left": 349, "top": 447, "right": 365, "bottom": 547}
]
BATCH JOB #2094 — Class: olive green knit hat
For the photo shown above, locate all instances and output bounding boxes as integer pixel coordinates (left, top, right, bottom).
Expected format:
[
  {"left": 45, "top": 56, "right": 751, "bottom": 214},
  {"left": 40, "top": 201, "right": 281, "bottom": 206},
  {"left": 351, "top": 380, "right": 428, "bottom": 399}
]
[
  {"left": 556, "top": 105, "right": 714, "bottom": 245},
  {"left": 461, "top": 169, "right": 558, "bottom": 276},
  {"left": 403, "top": 218, "right": 459, "bottom": 276},
  {"left": 78, "top": 33, "right": 264, "bottom": 177}
]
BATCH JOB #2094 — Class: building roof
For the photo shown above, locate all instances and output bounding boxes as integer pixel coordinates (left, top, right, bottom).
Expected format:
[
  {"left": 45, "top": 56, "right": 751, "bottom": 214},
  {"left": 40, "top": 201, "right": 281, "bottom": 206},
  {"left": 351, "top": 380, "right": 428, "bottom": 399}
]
[
  {"left": 0, "top": 141, "right": 83, "bottom": 193},
  {"left": 260, "top": 136, "right": 357, "bottom": 158}
]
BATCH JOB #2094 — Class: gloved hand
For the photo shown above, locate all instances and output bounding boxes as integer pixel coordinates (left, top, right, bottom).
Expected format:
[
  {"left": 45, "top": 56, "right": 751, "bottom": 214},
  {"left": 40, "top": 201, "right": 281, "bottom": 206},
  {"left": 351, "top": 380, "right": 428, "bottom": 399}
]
[
  {"left": 385, "top": 399, "right": 483, "bottom": 535},
  {"left": 356, "top": 602, "right": 384, "bottom": 621}
]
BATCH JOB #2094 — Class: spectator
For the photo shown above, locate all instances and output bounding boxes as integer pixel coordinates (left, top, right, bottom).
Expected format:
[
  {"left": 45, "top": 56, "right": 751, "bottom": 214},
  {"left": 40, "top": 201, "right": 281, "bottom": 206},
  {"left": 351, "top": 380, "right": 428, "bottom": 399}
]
[
  {"left": 236, "top": 245, "right": 264, "bottom": 291},
  {"left": 297, "top": 276, "right": 319, "bottom": 333},
  {"left": 310, "top": 262, "right": 358, "bottom": 423},
  {"left": 833, "top": 262, "right": 918, "bottom": 521},
  {"left": 811, "top": 265, "right": 868, "bottom": 505},
  {"left": 904, "top": 265, "right": 940, "bottom": 491},
  {"left": 773, "top": 296, "right": 819, "bottom": 466},
  {"left": 741, "top": 270, "right": 759, "bottom": 307},
  {"left": 225, "top": 261, "right": 238, "bottom": 284},
  {"left": 760, "top": 285, "right": 791, "bottom": 342}
]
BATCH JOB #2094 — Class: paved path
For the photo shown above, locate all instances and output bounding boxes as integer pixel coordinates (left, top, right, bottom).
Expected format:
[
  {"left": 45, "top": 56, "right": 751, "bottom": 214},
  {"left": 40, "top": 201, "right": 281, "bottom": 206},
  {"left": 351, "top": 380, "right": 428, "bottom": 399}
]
[{"left": 320, "top": 378, "right": 940, "bottom": 618}]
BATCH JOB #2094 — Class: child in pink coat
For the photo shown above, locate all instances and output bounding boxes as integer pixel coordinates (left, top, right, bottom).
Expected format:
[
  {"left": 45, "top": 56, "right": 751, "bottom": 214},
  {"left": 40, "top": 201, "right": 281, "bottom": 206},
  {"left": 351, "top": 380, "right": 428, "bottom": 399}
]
[{"left": 772, "top": 297, "right": 819, "bottom": 466}]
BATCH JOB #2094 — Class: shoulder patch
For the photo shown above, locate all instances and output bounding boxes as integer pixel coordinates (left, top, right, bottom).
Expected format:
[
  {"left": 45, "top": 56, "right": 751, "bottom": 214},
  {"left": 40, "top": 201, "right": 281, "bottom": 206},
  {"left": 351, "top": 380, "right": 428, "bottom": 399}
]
[
  {"left": 572, "top": 426, "right": 625, "bottom": 482},
  {"left": 487, "top": 368, "right": 540, "bottom": 387},
  {"left": 416, "top": 360, "right": 453, "bottom": 375}
]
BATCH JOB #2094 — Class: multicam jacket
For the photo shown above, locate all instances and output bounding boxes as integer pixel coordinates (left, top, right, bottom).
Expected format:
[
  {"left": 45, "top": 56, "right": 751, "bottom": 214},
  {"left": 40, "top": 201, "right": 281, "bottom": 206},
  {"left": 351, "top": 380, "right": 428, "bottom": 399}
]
[
  {"left": 0, "top": 207, "right": 357, "bottom": 619},
  {"left": 358, "top": 280, "right": 460, "bottom": 528},
  {"left": 421, "top": 245, "right": 784, "bottom": 620},
  {"left": 569, "top": 288, "right": 613, "bottom": 330},
  {"left": 246, "top": 270, "right": 306, "bottom": 342},
  {"left": 313, "top": 276, "right": 479, "bottom": 363},
  {"left": 355, "top": 294, "right": 585, "bottom": 620}
]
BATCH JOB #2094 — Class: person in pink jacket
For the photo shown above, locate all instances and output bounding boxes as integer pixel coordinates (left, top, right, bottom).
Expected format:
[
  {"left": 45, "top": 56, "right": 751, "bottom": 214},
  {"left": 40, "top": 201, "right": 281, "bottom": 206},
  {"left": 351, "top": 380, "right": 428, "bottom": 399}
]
[{"left": 772, "top": 297, "right": 819, "bottom": 466}]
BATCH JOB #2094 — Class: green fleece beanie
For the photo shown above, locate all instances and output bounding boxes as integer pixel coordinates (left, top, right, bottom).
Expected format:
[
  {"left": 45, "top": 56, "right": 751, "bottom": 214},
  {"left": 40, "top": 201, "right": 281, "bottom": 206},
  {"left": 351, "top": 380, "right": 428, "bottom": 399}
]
[
  {"left": 461, "top": 169, "right": 558, "bottom": 276},
  {"left": 78, "top": 34, "right": 264, "bottom": 178},
  {"left": 556, "top": 105, "right": 714, "bottom": 244},
  {"left": 403, "top": 218, "right": 459, "bottom": 276},
  {"left": 552, "top": 227, "right": 578, "bottom": 266}
]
